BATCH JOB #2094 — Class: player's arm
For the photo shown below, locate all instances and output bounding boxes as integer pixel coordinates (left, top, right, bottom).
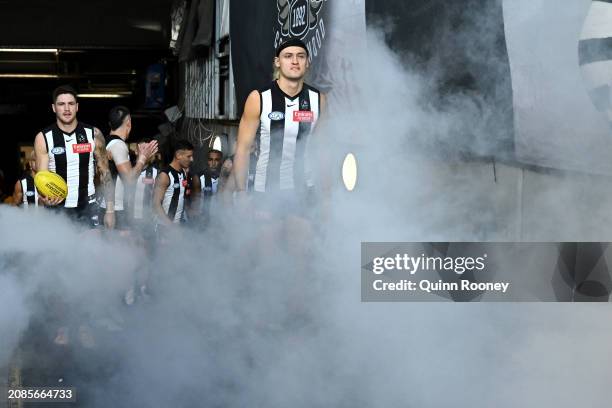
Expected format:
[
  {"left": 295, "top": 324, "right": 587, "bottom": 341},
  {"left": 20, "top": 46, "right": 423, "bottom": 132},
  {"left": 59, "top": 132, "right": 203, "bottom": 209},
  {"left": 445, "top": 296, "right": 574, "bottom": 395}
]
[
  {"left": 219, "top": 174, "right": 236, "bottom": 208},
  {"left": 319, "top": 93, "right": 330, "bottom": 177},
  {"left": 11, "top": 180, "right": 22, "bottom": 206},
  {"left": 316, "top": 93, "right": 332, "bottom": 223},
  {"left": 153, "top": 172, "right": 173, "bottom": 226},
  {"left": 220, "top": 171, "right": 236, "bottom": 194},
  {"left": 189, "top": 174, "right": 201, "bottom": 217},
  {"left": 94, "top": 128, "right": 114, "bottom": 208},
  {"left": 115, "top": 141, "right": 158, "bottom": 185},
  {"left": 93, "top": 128, "right": 115, "bottom": 228},
  {"left": 34, "top": 132, "right": 63, "bottom": 206},
  {"left": 318, "top": 92, "right": 328, "bottom": 160},
  {"left": 233, "top": 90, "right": 261, "bottom": 192},
  {"left": 320, "top": 93, "right": 327, "bottom": 119},
  {"left": 34, "top": 132, "right": 49, "bottom": 172},
  {"left": 314, "top": 93, "right": 329, "bottom": 186}
]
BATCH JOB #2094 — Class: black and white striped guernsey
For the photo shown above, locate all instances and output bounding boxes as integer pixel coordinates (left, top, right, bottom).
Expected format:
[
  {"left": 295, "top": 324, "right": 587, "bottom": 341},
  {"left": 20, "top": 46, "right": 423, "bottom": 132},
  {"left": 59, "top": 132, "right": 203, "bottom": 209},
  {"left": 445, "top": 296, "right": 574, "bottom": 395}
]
[
  {"left": 254, "top": 81, "right": 320, "bottom": 193},
  {"left": 198, "top": 170, "right": 218, "bottom": 220},
  {"left": 159, "top": 166, "right": 186, "bottom": 223},
  {"left": 198, "top": 171, "right": 219, "bottom": 197},
  {"left": 42, "top": 122, "right": 96, "bottom": 208},
  {"left": 20, "top": 174, "right": 39, "bottom": 207},
  {"left": 133, "top": 166, "right": 158, "bottom": 220}
]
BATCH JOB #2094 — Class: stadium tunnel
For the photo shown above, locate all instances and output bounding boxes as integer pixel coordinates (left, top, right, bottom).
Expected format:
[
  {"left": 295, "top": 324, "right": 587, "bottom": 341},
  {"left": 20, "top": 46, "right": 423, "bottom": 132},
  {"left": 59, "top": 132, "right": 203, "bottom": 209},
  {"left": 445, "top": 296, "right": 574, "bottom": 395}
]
[
  {"left": 5, "top": 0, "right": 612, "bottom": 406},
  {"left": 0, "top": 0, "right": 236, "bottom": 202},
  {"left": 0, "top": 1, "right": 228, "bottom": 402}
]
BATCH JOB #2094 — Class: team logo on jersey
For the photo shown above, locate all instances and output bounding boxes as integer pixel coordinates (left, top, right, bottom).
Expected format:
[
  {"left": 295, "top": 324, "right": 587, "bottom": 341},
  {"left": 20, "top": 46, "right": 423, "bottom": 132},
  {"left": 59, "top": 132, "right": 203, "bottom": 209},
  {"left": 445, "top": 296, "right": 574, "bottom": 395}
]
[
  {"left": 300, "top": 99, "right": 310, "bottom": 110},
  {"left": 268, "top": 111, "right": 285, "bottom": 121},
  {"left": 77, "top": 133, "right": 87, "bottom": 143},
  {"left": 51, "top": 147, "right": 66, "bottom": 155},
  {"left": 25, "top": 191, "right": 35, "bottom": 197},
  {"left": 275, "top": 0, "right": 326, "bottom": 60}
]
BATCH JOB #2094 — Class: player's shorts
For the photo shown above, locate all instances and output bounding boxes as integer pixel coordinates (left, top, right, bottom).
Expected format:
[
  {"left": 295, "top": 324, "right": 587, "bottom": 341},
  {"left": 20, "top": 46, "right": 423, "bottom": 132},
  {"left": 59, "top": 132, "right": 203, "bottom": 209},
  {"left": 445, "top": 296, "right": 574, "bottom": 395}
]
[
  {"left": 54, "top": 195, "right": 100, "bottom": 229},
  {"left": 251, "top": 188, "right": 315, "bottom": 220}
]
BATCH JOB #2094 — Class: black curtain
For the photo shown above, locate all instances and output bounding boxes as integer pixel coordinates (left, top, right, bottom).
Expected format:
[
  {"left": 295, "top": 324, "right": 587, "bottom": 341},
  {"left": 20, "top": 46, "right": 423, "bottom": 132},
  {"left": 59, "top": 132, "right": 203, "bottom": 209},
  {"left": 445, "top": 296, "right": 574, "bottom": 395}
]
[
  {"left": 230, "top": 0, "right": 331, "bottom": 117},
  {"left": 230, "top": 2, "right": 277, "bottom": 116},
  {"left": 366, "top": 0, "right": 515, "bottom": 160},
  {"left": 177, "top": 0, "right": 215, "bottom": 62}
]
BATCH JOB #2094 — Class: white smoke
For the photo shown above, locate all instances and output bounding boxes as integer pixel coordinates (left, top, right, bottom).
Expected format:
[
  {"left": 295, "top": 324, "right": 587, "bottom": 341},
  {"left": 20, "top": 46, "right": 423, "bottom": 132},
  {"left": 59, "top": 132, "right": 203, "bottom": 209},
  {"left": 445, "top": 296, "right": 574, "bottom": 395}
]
[{"left": 2, "top": 2, "right": 612, "bottom": 408}]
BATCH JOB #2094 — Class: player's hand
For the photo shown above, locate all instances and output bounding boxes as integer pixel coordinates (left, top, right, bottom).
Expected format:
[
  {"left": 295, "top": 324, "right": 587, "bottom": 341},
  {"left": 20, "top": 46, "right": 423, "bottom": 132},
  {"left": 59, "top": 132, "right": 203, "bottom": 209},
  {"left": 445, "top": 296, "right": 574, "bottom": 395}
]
[
  {"left": 220, "top": 159, "right": 233, "bottom": 177},
  {"left": 137, "top": 141, "right": 159, "bottom": 161},
  {"left": 40, "top": 195, "right": 64, "bottom": 207},
  {"left": 104, "top": 211, "right": 116, "bottom": 229}
]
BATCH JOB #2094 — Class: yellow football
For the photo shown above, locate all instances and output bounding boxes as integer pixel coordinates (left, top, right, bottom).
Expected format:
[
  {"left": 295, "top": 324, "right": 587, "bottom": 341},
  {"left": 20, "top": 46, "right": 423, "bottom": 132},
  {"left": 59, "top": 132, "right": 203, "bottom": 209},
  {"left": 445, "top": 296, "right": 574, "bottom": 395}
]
[{"left": 34, "top": 171, "right": 68, "bottom": 200}]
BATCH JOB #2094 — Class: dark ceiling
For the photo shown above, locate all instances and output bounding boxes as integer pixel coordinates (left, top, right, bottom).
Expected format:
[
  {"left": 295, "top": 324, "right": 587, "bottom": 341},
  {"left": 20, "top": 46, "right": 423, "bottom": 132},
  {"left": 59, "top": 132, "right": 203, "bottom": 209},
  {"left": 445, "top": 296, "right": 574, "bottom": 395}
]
[
  {"left": 0, "top": 0, "right": 176, "bottom": 97},
  {"left": 0, "top": 0, "right": 173, "bottom": 48},
  {"left": 0, "top": 1, "right": 178, "bottom": 192},
  {"left": 0, "top": 0, "right": 177, "bottom": 107}
]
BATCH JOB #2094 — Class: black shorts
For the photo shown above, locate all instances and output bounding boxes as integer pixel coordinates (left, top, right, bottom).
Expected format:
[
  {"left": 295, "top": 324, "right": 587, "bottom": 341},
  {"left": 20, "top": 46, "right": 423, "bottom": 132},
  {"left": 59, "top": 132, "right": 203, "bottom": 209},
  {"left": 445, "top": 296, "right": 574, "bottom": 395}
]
[
  {"left": 54, "top": 196, "right": 100, "bottom": 229},
  {"left": 251, "top": 188, "right": 315, "bottom": 220}
]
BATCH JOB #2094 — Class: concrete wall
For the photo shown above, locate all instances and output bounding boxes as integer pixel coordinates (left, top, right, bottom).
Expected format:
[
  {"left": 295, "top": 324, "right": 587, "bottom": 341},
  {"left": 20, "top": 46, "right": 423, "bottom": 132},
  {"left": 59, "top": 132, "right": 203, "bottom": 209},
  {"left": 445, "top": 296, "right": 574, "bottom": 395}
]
[{"left": 445, "top": 160, "right": 612, "bottom": 241}]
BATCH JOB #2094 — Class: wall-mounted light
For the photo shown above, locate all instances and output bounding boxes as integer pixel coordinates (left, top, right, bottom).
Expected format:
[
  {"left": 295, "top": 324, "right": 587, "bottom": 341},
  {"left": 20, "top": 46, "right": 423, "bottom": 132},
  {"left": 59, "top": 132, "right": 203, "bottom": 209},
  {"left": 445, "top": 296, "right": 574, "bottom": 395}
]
[
  {"left": 342, "top": 153, "right": 357, "bottom": 191},
  {"left": 0, "top": 48, "right": 59, "bottom": 53},
  {"left": 0, "top": 73, "right": 59, "bottom": 78},
  {"left": 77, "top": 93, "right": 131, "bottom": 99}
]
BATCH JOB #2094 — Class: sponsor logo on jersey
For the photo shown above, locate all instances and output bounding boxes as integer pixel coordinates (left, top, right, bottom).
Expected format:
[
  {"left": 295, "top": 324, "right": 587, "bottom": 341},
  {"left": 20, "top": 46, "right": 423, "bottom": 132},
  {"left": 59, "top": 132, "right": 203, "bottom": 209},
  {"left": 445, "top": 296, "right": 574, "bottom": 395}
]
[
  {"left": 72, "top": 143, "right": 92, "bottom": 154},
  {"left": 268, "top": 111, "right": 285, "bottom": 121},
  {"left": 51, "top": 147, "right": 66, "bottom": 155},
  {"left": 293, "top": 110, "right": 314, "bottom": 122},
  {"left": 25, "top": 191, "right": 35, "bottom": 197}
]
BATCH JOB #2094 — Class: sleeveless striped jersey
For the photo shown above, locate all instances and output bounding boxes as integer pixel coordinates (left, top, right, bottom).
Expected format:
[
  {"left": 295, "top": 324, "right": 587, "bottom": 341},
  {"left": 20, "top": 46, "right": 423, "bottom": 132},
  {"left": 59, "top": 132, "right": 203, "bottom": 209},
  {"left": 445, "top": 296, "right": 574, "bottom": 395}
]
[
  {"left": 159, "top": 166, "right": 187, "bottom": 223},
  {"left": 20, "top": 174, "right": 39, "bottom": 207},
  {"left": 42, "top": 122, "right": 96, "bottom": 208},
  {"left": 254, "top": 81, "right": 320, "bottom": 193},
  {"left": 133, "top": 166, "right": 158, "bottom": 220},
  {"left": 199, "top": 172, "right": 219, "bottom": 196}
]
